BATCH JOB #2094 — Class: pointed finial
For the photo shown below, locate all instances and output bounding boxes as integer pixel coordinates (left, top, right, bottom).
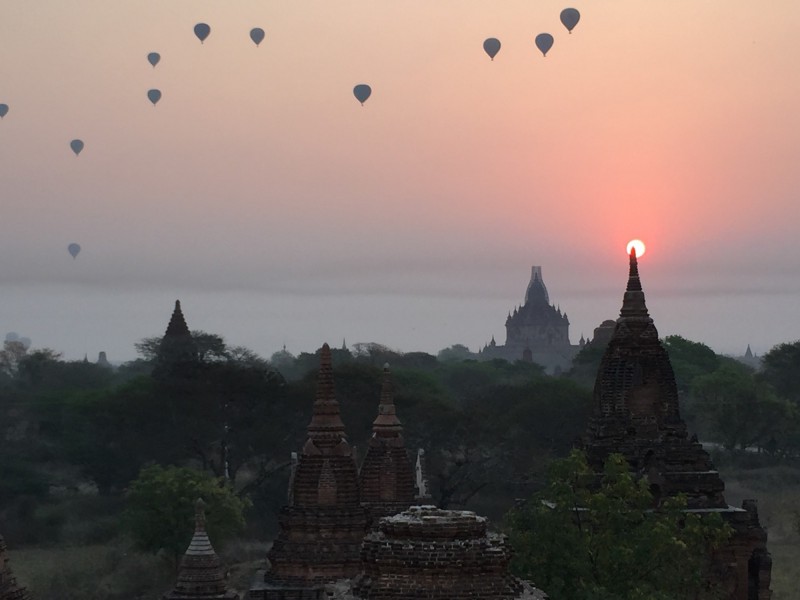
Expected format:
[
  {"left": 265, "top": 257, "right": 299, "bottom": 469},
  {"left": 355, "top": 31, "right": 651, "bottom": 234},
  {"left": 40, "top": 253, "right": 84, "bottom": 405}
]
[
  {"left": 619, "top": 248, "right": 650, "bottom": 320},
  {"left": 194, "top": 497, "right": 207, "bottom": 531}
]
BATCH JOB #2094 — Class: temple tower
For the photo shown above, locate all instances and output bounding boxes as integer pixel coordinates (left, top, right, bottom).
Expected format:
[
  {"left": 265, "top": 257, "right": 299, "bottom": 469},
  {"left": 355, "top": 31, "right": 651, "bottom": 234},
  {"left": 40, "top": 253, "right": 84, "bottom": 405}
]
[
  {"left": 581, "top": 249, "right": 771, "bottom": 600},
  {"left": 154, "top": 300, "right": 200, "bottom": 379},
  {"left": 358, "top": 364, "right": 416, "bottom": 527},
  {"left": 0, "top": 533, "right": 31, "bottom": 600},
  {"left": 250, "top": 344, "right": 366, "bottom": 599},
  {"left": 163, "top": 499, "right": 239, "bottom": 599}
]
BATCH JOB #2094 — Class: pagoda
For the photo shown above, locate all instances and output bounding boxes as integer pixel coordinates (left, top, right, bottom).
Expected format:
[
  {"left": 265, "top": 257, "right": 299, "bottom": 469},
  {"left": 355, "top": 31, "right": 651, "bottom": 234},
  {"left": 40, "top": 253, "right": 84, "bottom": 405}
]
[
  {"left": 0, "top": 533, "right": 31, "bottom": 600},
  {"left": 163, "top": 499, "right": 239, "bottom": 599},
  {"left": 581, "top": 248, "right": 771, "bottom": 599},
  {"left": 358, "top": 364, "right": 416, "bottom": 527},
  {"left": 249, "top": 344, "right": 367, "bottom": 599},
  {"left": 154, "top": 300, "right": 200, "bottom": 380}
]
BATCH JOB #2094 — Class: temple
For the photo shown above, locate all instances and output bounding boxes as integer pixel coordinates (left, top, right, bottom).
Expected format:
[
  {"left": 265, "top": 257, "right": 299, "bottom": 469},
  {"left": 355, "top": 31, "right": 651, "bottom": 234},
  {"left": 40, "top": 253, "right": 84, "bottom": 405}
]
[
  {"left": 580, "top": 249, "right": 771, "bottom": 599},
  {"left": 250, "top": 344, "right": 367, "bottom": 599},
  {"left": 163, "top": 499, "right": 239, "bottom": 600},
  {"left": 480, "top": 266, "right": 581, "bottom": 373},
  {"left": 357, "top": 364, "right": 416, "bottom": 528},
  {"left": 0, "top": 533, "right": 30, "bottom": 600},
  {"left": 154, "top": 300, "right": 200, "bottom": 379}
]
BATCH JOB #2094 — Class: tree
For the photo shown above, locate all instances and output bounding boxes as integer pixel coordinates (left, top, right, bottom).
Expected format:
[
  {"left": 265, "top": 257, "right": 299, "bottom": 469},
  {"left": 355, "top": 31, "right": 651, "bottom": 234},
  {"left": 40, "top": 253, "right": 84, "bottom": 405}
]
[
  {"left": 663, "top": 335, "right": 719, "bottom": 395},
  {"left": 437, "top": 344, "right": 475, "bottom": 362},
  {"left": 505, "top": 450, "right": 731, "bottom": 600},
  {"left": 761, "top": 340, "right": 800, "bottom": 402},
  {"left": 124, "top": 465, "right": 249, "bottom": 567},
  {"left": 692, "top": 360, "right": 789, "bottom": 451}
]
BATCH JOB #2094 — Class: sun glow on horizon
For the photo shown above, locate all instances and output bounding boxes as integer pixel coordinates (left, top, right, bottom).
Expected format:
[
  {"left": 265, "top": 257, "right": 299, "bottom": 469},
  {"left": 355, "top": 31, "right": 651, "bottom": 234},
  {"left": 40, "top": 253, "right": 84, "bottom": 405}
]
[{"left": 626, "top": 239, "right": 646, "bottom": 258}]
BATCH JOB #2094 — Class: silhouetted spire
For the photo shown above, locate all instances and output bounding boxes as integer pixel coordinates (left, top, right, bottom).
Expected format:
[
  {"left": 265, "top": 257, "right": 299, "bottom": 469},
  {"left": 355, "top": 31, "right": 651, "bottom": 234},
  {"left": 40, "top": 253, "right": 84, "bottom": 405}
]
[
  {"left": 165, "top": 300, "right": 192, "bottom": 338},
  {"left": 306, "top": 343, "right": 347, "bottom": 447},
  {"left": 619, "top": 248, "right": 650, "bottom": 320},
  {"left": 745, "top": 344, "right": 753, "bottom": 358},
  {"left": 154, "top": 300, "right": 199, "bottom": 379}
]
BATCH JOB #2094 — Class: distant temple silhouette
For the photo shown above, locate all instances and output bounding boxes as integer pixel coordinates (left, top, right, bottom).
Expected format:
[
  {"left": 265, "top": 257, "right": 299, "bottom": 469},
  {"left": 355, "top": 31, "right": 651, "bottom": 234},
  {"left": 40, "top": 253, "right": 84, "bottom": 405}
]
[{"left": 479, "top": 266, "right": 582, "bottom": 373}]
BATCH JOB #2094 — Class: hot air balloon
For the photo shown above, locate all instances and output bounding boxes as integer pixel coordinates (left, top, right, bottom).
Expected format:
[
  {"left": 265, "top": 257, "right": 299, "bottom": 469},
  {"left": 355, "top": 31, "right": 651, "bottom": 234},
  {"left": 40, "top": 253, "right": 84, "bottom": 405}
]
[
  {"left": 250, "top": 27, "right": 265, "bottom": 46},
  {"left": 70, "top": 139, "right": 84, "bottom": 156},
  {"left": 147, "top": 52, "right": 161, "bottom": 67},
  {"left": 0, "top": 104, "right": 8, "bottom": 118},
  {"left": 194, "top": 23, "right": 211, "bottom": 43},
  {"left": 353, "top": 84, "right": 372, "bottom": 106},
  {"left": 68, "top": 243, "right": 81, "bottom": 259},
  {"left": 147, "top": 89, "right": 162, "bottom": 106},
  {"left": 560, "top": 8, "right": 580, "bottom": 33},
  {"left": 535, "top": 33, "right": 554, "bottom": 57},
  {"left": 483, "top": 38, "right": 501, "bottom": 61}
]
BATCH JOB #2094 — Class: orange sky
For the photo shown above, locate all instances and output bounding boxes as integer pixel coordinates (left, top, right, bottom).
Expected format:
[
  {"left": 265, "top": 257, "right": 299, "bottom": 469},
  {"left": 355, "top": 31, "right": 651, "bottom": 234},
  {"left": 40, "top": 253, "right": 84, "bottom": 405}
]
[{"left": 1, "top": 1, "right": 799, "bottom": 359}]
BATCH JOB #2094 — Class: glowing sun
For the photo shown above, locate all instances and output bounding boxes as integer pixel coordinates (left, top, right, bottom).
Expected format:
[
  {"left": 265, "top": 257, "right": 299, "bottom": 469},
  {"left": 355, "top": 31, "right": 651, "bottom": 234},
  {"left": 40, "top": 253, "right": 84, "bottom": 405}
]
[{"left": 626, "top": 239, "right": 646, "bottom": 258}]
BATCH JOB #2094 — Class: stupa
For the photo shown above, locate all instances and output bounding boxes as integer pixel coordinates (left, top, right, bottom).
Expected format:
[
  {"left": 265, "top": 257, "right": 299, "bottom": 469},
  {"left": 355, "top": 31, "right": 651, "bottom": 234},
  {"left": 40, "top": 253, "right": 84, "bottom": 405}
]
[
  {"left": 163, "top": 499, "right": 239, "bottom": 599},
  {"left": 352, "top": 506, "right": 547, "bottom": 599}
]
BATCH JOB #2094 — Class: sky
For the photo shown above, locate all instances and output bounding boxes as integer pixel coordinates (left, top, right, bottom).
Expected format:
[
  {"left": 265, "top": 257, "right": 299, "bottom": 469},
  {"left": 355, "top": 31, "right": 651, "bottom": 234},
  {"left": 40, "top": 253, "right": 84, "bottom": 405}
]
[{"left": 1, "top": 1, "right": 799, "bottom": 362}]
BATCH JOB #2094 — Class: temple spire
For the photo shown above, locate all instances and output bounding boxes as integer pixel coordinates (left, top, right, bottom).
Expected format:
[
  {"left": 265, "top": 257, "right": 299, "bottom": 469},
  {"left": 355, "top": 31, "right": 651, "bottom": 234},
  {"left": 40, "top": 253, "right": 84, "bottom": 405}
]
[
  {"left": 165, "top": 300, "right": 191, "bottom": 338},
  {"left": 619, "top": 248, "right": 650, "bottom": 320},
  {"left": 306, "top": 343, "right": 347, "bottom": 446},
  {"left": 372, "top": 364, "right": 403, "bottom": 436}
]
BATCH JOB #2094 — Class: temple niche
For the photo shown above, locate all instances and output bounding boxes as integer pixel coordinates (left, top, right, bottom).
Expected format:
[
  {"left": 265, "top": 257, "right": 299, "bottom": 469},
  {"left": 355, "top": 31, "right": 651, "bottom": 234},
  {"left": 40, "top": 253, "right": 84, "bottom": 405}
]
[
  {"left": 580, "top": 249, "right": 772, "bottom": 600},
  {"left": 480, "top": 266, "right": 580, "bottom": 374}
]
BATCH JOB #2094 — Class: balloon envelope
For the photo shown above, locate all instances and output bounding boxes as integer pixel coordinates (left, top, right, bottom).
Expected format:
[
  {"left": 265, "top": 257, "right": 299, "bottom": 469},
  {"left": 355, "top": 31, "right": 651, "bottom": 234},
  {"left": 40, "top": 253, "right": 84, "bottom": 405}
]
[
  {"left": 560, "top": 8, "right": 580, "bottom": 33},
  {"left": 483, "top": 38, "right": 501, "bottom": 60},
  {"left": 147, "top": 52, "right": 160, "bottom": 67},
  {"left": 353, "top": 84, "right": 372, "bottom": 105},
  {"left": 194, "top": 23, "right": 211, "bottom": 43},
  {"left": 147, "top": 89, "right": 162, "bottom": 105},
  {"left": 68, "top": 243, "right": 81, "bottom": 259},
  {"left": 70, "top": 139, "right": 84, "bottom": 156},
  {"left": 535, "top": 33, "right": 554, "bottom": 57},
  {"left": 0, "top": 104, "right": 8, "bottom": 118},
  {"left": 250, "top": 27, "right": 265, "bottom": 46}
]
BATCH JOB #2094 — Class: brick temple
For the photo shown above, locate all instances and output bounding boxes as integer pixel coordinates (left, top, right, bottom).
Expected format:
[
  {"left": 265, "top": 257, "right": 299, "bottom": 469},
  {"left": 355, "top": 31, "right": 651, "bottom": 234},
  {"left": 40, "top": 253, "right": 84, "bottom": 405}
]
[
  {"left": 351, "top": 506, "right": 547, "bottom": 600},
  {"left": 249, "top": 343, "right": 367, "bottom": 599},
  {"left": 163, "top": 499, "right": 239, "bottom": 600},
  {"left": 357, "top": 365, "right": 416, "bottom": 528},
  {"left": 580, "top": 249, "right": 772, "bottom": 599},
  {"left": 0, "top": 533, "right": 30, "bottom": 600}
]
